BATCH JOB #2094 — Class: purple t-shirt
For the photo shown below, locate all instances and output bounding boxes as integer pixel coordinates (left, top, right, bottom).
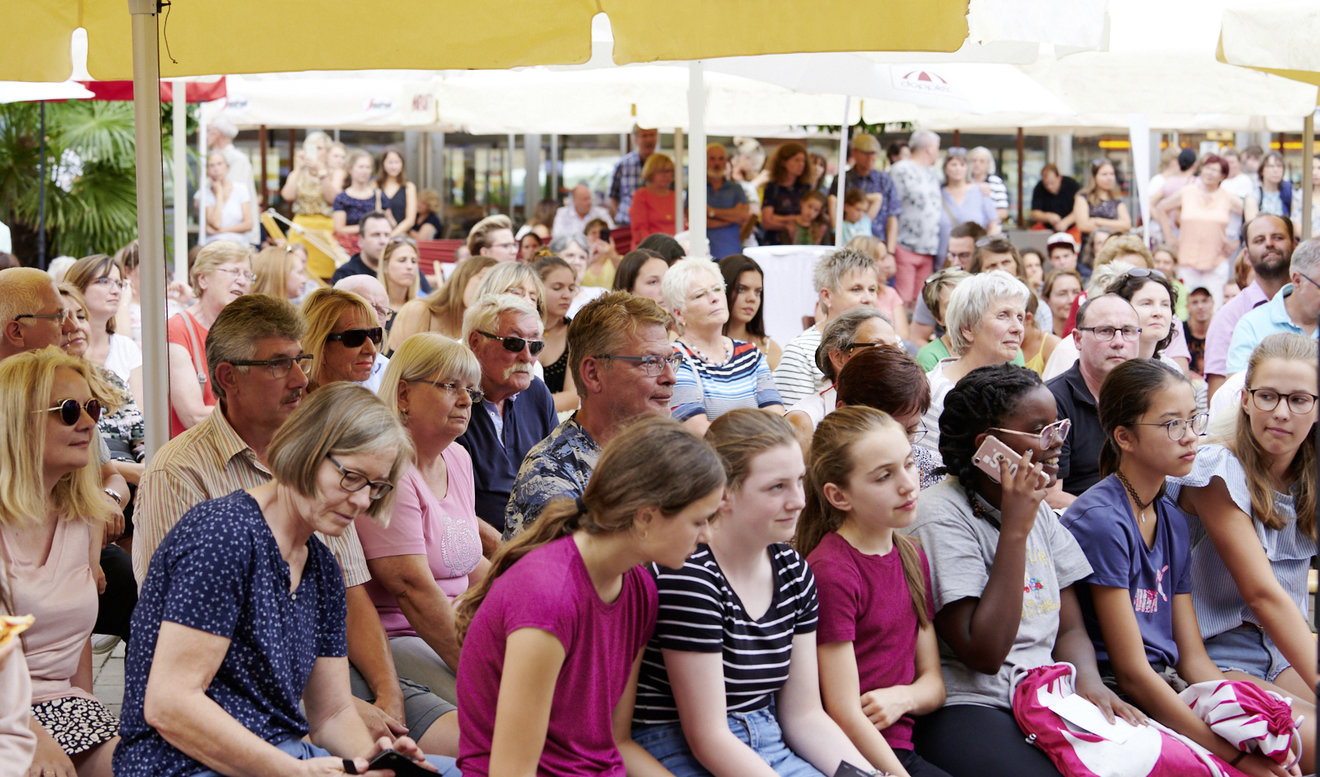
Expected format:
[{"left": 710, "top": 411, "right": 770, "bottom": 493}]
[
  {"left": 1060, "top": 475, "right": 1193, "bottom": 668},
  {"left": 808, "top": 532, "right": 934, "bottom": 751},
  {"left": 456, "top": 535, "right": 658, "bottom": 777},
  {"left": 356, "top": 446, "right": 482, "bottom": 637}
]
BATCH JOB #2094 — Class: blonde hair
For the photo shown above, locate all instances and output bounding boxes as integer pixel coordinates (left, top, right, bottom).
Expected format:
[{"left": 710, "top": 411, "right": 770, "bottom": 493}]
[
  {"left": 796, "top": 406, "right": 930, "bottom": 628},
  {"left": 380, "top": 333, "right": 481, "bottom": 418},
  {"left": 422, "top": 255, "right": 499, "bottom": 338},
  {"left": 300, "top": 288, "right": 377, "bottom": 387},
  {"left": 466, "top": 214, "right": 513, "bottom": 256},
  {"left": 1093, "top": 234, "right": 1152, "bottom": 272},
  {"left": 378, "top": 238, "right": 421, "bottom": 304},
  {"left": 252, "top": 245, "right": 303, "bottom": 300},
  {"left": 56, "top": 284, "right": 124, "bottom": 414},
  {"left": 704, "top": 409, "right": 798, "bottom": 491},
  {"left": 190, "top": 241, "right": 252, "bottom": 298},
  {"left": 0, "top": 348, "right": 113, "bottom": 528},
  {"left": 642, "top": 152, "right": 675, "bottom": 183},
  {"left": 64, "top": 254, "right": 123, "bottom": 333},
  {"left": 475, "top": 263, "right": 545, "bottom": 318}
]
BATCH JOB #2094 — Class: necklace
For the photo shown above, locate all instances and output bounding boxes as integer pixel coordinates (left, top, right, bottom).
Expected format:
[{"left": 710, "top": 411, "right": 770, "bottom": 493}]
[{"left": 1115, "top": 469, "right": 1156, "bottom": 523}]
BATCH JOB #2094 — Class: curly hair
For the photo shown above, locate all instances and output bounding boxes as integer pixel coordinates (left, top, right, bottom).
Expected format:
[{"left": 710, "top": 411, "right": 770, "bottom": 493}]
[
  {"left": 1104, "top": 269, "right": 1177, "bottom": 357},
  {"left": 938, "top": 364, "right": 1044, "bottom": 506}
]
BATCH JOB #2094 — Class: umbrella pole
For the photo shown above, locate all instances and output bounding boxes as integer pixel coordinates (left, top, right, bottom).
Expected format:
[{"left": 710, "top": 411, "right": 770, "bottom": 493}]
[
  {"left": 37, "top": 101, "right": 46, "bottom": 269},
  {"left": 1304, "top": 112, "right": 1314, "bottom": 242},
  {"left": 834, "top": 97, "right": 850, "bottom": 247},
  {"left": 128, "top": 0, "right": 169, "bottom": 459},
  {"left": 687, "top": 61, "right": 708, "bottom": 258}
]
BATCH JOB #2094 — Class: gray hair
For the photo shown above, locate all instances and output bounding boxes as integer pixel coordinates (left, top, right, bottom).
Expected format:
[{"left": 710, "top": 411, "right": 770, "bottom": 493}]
[
  {"left": 909, "top": 130, "right": 940, "bottom": 154},
  {"left": 812, "top": 248, "right": 879, "bottom": 298},
  {"left": 945, "top": 270, "right": 1031, "bottom": 356},
  {"left": 969, "top": 146, "right": 996, "bottom": 175},
  {"left": 462, "top": 292, "right": 542, "bottom": 345},
  {"left": 661, "top": 257, "right": 723, "bottom": 314},
  {"left": 815, "top": 307, "right": 894, "bottom": 379},
  {"left": 476, "top": 262, "right": 545, "bottom": 318},
  {"left": 206, "top": 294, "right": 307, "bottom": 400},
  {"left": 1290, "top": 238, "right": 1320, "bottom": 276},
  {"left": 1086, "top": 259, "right": 1136, "bottom": 297},
  {"left": 549, "top": 233, "right": 589, "bottom": 256}
]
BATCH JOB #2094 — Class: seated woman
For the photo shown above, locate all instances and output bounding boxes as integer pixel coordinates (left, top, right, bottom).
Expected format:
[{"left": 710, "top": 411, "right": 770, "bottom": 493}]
[
  {"left": 114, "top": 383, "right": 451, "bottom": 777},
  {"left": 356, "top": 334, "right": 485, "bottom": 708},
  {"left": 301, "top": 288, "right": 383, "bottom": 390},
  {"left": 532, "top": 255, "right": 580, "bottom": 412},
  {"left": 799, "top": 406, "right": 951, "bottom": 777},
  {"left": 664, "top": 258, "right": 784, "bottom": 434},
  {"left": 550, "top": 233, "right": 607, "bottom": 318},
  {"left": 720, "top": 254, "right": 784, "bottom": 370},
  {"left": 1041, "top": 269, "right": 1082, "bottom": 339},
  {"left": 454, "top": 417, "right": 727, "bottom": 777},
  {"left": 252, "top": 244, "right": 312, "bottom": 303},
  {"left": 612, "top": 248, "right": 669, "bottom": 306},
  {"left": 195, "top": 151, "right": 253, "bottom": 246},
  {"left": 388, "top": 255, "right": 497, "bottom": 352},
  {"left": 784, "top": 307, "right": 897, "bottom": 443},
  {"left": 1063, "top": 358, "right": 1307, "bottom": 776},
  {"left": 65, "top": 253, "right": 144, "bottom": 411},
  {"left": 630, "top": 153, "right": 679, "bottom": 239},
  {"left": 915, "top": 268, "right": 971, "bottom": 372},
  {"left": 1168, "top": 334, "right": 1319, "bottom": 713},
  {"left": 631, "top": 410, "right": 876, "bottom": 777},
  {"left": 0, "top": 349, "right": 118, "bottom": 777},
  {"left": 833, "top": 346, "right": 940, "bottom": 491},
  {"left": 907, "top": 363, "right": 1141, "bottom": 777},
  {"left": 409, "top": 188, "right": 443, "bottom": 241},
  {"left": 378, "top": 236, "right": 422, "bottom": 331}
]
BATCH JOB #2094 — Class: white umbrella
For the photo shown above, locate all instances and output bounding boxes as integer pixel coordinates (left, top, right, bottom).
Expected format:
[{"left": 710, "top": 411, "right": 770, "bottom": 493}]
[{"left": 0, "top": 80, "right": 93, "bottom": 103}]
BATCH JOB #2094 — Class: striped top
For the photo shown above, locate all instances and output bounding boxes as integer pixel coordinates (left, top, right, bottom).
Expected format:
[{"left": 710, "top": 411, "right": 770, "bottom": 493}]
[
  {"left": 772, "top": 325, "right": 825, "bottom": 408},
  {"left": 670, "top": 338, "right": 782, "bottom": 423},
  {"left": 632, "top": 544, "right": 819, "bottom": 725}
]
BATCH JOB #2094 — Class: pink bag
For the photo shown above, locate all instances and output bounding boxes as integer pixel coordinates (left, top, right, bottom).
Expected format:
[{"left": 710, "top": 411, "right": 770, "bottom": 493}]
[
  {"left": 1180, "top": 680, "right": 1303, "bottom": 768},
  {"left": 1010, "top": 663, "right": 1240, "bottom": 777}
]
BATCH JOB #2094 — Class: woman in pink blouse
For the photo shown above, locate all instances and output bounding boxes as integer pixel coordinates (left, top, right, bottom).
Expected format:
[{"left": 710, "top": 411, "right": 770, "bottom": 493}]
[
  {"left": 1156, "top": 153, "right": 1256, "bottom": 302},
  {"left": 356, "top": 332, "right": 488, "bottom": 709}
]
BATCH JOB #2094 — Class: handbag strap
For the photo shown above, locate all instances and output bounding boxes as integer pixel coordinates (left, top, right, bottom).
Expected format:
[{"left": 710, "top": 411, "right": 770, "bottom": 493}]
[{"left": 177, "top": 311, "right": 207, "bottom": 386}]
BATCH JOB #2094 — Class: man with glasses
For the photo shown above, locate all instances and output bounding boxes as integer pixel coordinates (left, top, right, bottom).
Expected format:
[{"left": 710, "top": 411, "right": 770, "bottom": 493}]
[
  {"left": 457, "top": 294, "right": 557, "bottom": 541},
  {"left": 505, "top": 292, "right": 675, "bottom": 539},
  {"left": 1226, "top": 238, "right": 1320, "bottom": 375},
  {"left": 136, "top": 294, "right": 458, "bottom": 754},
  {"left": 331, "top": 211, "right": 433, "bottom": 294},
  {"left": 0, "top": 267, "right": 78, "bottom": 359},
  {"left": 1046, "top": 294, "right": 1141, "bottom": 508}
]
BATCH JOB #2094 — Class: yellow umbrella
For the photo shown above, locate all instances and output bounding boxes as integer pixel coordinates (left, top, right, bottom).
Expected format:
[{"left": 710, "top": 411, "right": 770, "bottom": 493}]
[{"left": 2, "top": 0, "right": 968, "bottom": 80}]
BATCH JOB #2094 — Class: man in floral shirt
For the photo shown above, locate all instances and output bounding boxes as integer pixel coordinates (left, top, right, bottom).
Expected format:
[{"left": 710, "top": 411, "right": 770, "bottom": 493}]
[{"left": 889, "top": 129, "right": 943, "bottom": 305}]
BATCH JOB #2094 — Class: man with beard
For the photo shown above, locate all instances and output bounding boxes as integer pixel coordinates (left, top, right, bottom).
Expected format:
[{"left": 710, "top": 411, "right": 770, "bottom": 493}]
[{"left": 1203, "top": 214, "right": 1294, "bottom": 398}]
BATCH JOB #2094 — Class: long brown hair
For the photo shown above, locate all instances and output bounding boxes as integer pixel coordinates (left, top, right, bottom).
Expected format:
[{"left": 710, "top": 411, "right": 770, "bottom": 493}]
[
  {"left": 797, "top": 406, "right": 930, "bottom": 628},
  {"left": 704, "top": 408, "right": 799, "bottom": 492},
  {"left": 454, "top": 417, "right": 725, "bottom": 640},
  {"left": 1222, "top": 334, "right": 1317, "bottom": 537}
]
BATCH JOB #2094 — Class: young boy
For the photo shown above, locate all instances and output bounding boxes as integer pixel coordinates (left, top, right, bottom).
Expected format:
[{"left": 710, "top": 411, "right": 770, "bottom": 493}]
[{"left": 839, "top": 188, "right": 876, "bottom": 244}]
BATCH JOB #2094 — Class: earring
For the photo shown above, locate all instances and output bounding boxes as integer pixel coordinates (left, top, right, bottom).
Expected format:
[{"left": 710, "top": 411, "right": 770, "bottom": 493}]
[{"left": 399, "top": 408, "right": 409, "bottom": 425}]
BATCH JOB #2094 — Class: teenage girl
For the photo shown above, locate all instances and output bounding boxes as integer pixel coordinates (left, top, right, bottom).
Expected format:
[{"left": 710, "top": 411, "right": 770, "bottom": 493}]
[
  {"left": 453, "top": 416, "right": 727, "bottom": 777},
  {"left": 798, "top": 406, "right": 952, "bottom": 777}
]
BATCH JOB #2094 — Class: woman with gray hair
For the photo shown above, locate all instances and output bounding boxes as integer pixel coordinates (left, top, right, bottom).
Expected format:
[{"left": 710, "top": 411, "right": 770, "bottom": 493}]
[
  {"left": 916, "top": 270, "right": 1031, "bottom": 455},
  {"left": 968, "top": 146, "right": 1009, "bottom": 222},
  {"left": 663, "top": 258, "right": 783, "bottom": 434},
  {"left": 784, "top": 307, "right": 897, "bottom": 443}
]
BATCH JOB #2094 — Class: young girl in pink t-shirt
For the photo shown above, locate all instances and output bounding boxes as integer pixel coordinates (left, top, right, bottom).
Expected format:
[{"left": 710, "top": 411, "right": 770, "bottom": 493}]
[
  {"left": 846, "top": 235, "right": 910, "bottom": 341},
  {"left": 453, "top": 417, "right": 727, "bottom": 777},
  {"left": 799, "top": 406, "right": 950, "bottom": 777}
]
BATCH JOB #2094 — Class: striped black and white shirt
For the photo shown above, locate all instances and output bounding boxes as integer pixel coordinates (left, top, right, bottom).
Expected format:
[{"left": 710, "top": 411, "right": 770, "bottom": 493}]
[{"left": 632, "top": 544, "right": 819, "bottom": 726}]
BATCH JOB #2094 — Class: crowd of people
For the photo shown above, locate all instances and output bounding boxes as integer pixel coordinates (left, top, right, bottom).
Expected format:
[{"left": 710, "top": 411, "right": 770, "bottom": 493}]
[{"left": 0, "top": 127, "right": 1317, "bottom": 777}]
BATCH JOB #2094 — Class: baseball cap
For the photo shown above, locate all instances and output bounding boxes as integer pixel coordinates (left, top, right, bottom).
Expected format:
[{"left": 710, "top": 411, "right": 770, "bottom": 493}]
[
  {"left": 850, "top": 134, "right": 881, "bottom": 154},
  {"left": 1046, "top": 232, "right": 1078, "bottom": 251}
]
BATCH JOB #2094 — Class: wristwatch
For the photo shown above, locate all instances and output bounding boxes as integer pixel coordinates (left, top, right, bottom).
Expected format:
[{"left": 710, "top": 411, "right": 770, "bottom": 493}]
[{"left": 104, "top": 488, "right": 123, "bottom": 506}]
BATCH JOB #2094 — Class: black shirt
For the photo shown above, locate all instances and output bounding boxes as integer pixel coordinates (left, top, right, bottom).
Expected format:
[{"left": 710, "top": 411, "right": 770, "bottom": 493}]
[
  {"left": 1031, "top": 176, "right": 1081, "bottom": 223},
  {"left": 1047, "top": 362, "right": 1104, "bottom": 496},
  {"left": 330, "top": 253, "right": 433, "bottom": 294}
]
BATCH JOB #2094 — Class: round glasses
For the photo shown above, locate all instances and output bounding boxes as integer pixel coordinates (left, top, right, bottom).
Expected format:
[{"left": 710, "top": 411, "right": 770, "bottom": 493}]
[
  {"left": 1246, "top": 388, "right": 1318, "bottom": 415},
  {"left": 1134, "top": 413, "right": 1209, "bottom": 441},
  {"left": 33, "top": 398, "right": 102, "bottom": 425},
  {"left": 988, "top": 418, "right": 1072, "bottom": 449}
]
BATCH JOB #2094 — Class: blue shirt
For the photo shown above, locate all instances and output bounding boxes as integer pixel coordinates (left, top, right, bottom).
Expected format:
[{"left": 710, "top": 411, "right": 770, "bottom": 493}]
[
  {"left": 1226, "top": 284, "right": 1318, "bottom": 374},
  {"left": 609, "top": 151, "right": 644, "bottom": 225},
  {"left": 1061, "top": 476, "right": 1192, "bottom": 669},
  {"left": 456, "top": 377, "right": 557, "bottom": 534},
  {"left": 114, "top": 490, "right": 348, "bottom": 777},
  {"left": 504, "top": 416, "right": 602, "bottom": 540},
  {"left": 828, "top": 168, "right": 902, "bottom": 241},
  {"left": 706, "top": 179, "right": 748, "bottom": 259}
]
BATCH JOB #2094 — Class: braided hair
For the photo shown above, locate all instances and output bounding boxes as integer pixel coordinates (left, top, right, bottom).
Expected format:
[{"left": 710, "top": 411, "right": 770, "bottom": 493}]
[{"left": 938, "top": 364, "right": 1045, "bottom": 507}]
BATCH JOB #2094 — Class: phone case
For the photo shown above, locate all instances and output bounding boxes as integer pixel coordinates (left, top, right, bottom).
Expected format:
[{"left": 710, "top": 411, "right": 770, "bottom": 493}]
[
  {"left": 972, "top": 435, "right": 1022, "bottom": 483},
  {"left": 366, "top": 750, "right": 435, "bottom": 777}
]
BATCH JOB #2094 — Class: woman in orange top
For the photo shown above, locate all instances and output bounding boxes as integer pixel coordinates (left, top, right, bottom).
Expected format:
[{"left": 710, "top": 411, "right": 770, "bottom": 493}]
[
  {"left": 629, "top": 153, "right": 679, "bottom": 240},
  {"left": 1156, "top": 153, "right": 1256, "bottom": 305}
]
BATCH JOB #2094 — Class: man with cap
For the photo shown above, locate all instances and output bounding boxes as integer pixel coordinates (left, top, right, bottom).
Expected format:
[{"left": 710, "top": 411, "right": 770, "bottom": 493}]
[
  {"left": 1046, "top": 231, "right": 1089, "bottom": 283},
  {"left": 827, "top": 133, "right": 901, "bottom": 254},
  {"left": 207, "top": 117, "right": 260, "bottom": 246},
  {"left": 1029, "top": 163, "right": 1079, "bottom": 232}
]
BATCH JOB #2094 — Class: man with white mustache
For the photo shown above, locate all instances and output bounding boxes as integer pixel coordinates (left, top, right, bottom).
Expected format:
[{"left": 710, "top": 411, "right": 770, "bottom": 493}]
[{"left": 456, "top": 294, "right": 557, "bottom": 548}]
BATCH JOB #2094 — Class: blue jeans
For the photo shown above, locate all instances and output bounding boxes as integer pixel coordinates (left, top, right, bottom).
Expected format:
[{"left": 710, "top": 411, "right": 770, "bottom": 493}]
[
  {"left": 1205, "top": 623, "right": 1291, "bottom": 682},
  {"left": 187, "top": 738, "right": 460, "bottom": 777},
  {"left": 633, "top": 707, "right": 825, "bottom": 777}
]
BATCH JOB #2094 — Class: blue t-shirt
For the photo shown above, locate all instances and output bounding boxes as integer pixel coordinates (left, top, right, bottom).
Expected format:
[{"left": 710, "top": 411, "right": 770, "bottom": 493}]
[
  {"left": 1061, "top": 475, "right": 1192, "bottom": 668},
  {"left": 457, "top": 377, "right": 557, "bottom": 534},
  {"left": 706, "top": 179, "right": 749, "bottom": 259},
  {"left": 114, "top": 490, "right": 348, "bottom": 777}
]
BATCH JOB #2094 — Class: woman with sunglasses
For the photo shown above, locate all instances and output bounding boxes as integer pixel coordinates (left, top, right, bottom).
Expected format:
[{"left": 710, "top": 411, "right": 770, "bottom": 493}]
[
  {"left": 1167, "top": 334, "right": 1319, "bottom": 728},
  {"left": 0, "top": 348, "right": 119, "bottom": 777},
  {"left": 907, "top": 363, "right": 1142, "bottom": 777},
  {"left": 354, "top": 334, "right": 486, "bottom": 713},
  {"left": 115, "top": 383, "right": 455, "bottom": 777},
  {"left": 300, "top": 288, "right": 383, "bottom": 391},
  {"left": 65, "top": 253, "right": 145, "bottom": 413},
  {"left": 1062, "top": 359, "right": 1300, "bottom": 777}
]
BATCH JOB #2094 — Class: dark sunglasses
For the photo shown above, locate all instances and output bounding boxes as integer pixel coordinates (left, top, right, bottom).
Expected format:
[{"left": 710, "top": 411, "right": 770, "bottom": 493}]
[
  {"left": 326, "top": 327, "right": 383, "bottom": 348},
  {"left": 478, "top": 330, "right": 545, "bottom": 356},
  {"left": 34, "top": 398, "right": 102, "bottom": 425}
]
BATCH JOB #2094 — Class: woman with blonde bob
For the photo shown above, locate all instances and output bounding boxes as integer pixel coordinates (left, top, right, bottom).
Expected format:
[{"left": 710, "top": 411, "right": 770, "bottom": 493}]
[
  {"left": 301, "top": 288, "right": 382, "bottom": 390},
  {"left": 114, "top": 383, "right": 456, "bottom": 777},
  {"left": 0, "top": 348, "right": 117, "bottom": 777},
  {"left": 454, "top": 416, "right": 727, "bottom": 777}
]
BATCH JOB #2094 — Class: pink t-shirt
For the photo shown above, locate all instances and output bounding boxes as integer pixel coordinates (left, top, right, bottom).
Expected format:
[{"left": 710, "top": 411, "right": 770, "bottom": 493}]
[
  {"left": 876, "top": 285, "right": 905, "bottom": 324},
  {"left": 357, "top": 446, "right": 482, "bottom": 637},
  {"left": 0, "top": 519, "right": 97, "bottom": 705},
  {"left": 0, "top": 556, "right": 35, "bottom": 776},
  {"left": 456, "top": 535, "right": 658, "bottom": 777},
  {"left": 807, "top": 531, "right": 934, "bottom": 751}
]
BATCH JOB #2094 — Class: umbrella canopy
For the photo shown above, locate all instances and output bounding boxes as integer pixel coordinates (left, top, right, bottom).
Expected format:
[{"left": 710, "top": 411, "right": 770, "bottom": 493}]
[{"left": 1217, "top": 1, "right": 1320, "bottom": 102}]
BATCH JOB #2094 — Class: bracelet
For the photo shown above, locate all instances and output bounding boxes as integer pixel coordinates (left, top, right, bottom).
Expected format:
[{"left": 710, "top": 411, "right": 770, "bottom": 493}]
[
  {"left": 1229, "top": 751, "right": 1246, "bottom": 767},
  {"left": 104, "top": 488, "right": 123, "bottom": 506}
]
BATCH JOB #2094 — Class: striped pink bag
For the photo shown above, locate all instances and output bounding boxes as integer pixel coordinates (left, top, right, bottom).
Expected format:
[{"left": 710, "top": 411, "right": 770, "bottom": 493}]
[{"left": 1180, "top": 680, "right": 1303, "bottom": 769}]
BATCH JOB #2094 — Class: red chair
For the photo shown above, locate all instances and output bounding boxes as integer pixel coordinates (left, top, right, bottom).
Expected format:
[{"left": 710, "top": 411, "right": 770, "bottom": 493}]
[
  {"left": 416, "top": 240, "right": 465, "bottom": 279},
  {"left": 610, "top": 226, "right": 633, "bottom": 254}
]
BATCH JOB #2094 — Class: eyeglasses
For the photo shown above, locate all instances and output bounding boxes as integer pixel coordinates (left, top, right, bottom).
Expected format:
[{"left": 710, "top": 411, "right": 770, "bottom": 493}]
[
  {"left": 596, "top": 352, "right": 683, "bottom": 376},
  {"left": 410, "top": 379, "right": 484, "bottom": 404},
  {"left": 327, "top": 454, "right": 393, "bottom": 501},
  {"left": 1296, "top": 273, "right": 1320, "bottom": 293},
  {"left": 908, "top": 427, "right": 927, "bottom": 445},
  {"left": 371, "top": 305, "right": 393, "bottom": 324},
  {"left": 388, "top": 236, "right": 418, "bottom": 248},
  {"left": 478, "top": 330, "right": 545, "bottom": 355},
  {"left": 946, "top": 146, "right": 967, "bottom": 156},
  {"left": 1076, "top": 325, "right": 1142, "bottom": 342},
  {"left": 988, "top": 418, "right": 1072, "bottom": 449},
  {"left": 92, "top": 277, "right": 126, "bottom": 291},
  {"left": 14, "top": 309, "right": 74, "bottom": 324},
  {"left": 33, "top": 398, "right": 102, "bottom": 425},
  {"left": 842, "top": 341, "right": 889, "bottom": 353},
  {"left": 1133, "top": 412, "right": 1209, "bottom": 441},
  {"left": 214, "top": 266, "right": 258, "bottom": 283},
  {"left": 326, "top": 327, "right": 383, "bottom": 348},
  {"left": 1247, "top": 388, "right": 1318, "bottom": 415},
  {"left": 490, "top": 241, "right": 519, "bottom": 251},
  {"left": 945, "top": 249, "right": 974, "bottom": 264},
  {"left": 229, "top": 353, "right": 313, "bottom": 379}
]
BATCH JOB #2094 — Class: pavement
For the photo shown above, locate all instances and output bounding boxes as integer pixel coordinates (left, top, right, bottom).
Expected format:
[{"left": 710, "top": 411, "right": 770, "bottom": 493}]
[{"left": 92, "top": 639, "right": 126, "bottom": 718}]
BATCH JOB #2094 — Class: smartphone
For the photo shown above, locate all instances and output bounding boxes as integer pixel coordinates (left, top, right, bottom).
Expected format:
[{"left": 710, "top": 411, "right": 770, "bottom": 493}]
[
  {"left": 834, "top": 762, "right": 875, "bottom": 777},
  {"left": 364, "top": 750, "right": 435, "bottom": 777},
  {"left": 972, "top": 435, "right": 1023, "bottom": 483}
]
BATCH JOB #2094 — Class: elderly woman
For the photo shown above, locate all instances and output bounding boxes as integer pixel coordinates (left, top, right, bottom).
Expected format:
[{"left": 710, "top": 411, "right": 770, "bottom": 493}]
[
  {"left": 252, "top": 244, "right": 310, "bottom": 302},
  {"left": 411, "top": 188, "right": 443, "bottom": 241},
  {"left": 968, "top": 146, "right": 1009, "bottom": 221},
  {"left": 784, "top": 307, "right": 897, "bottom": 442},
  {"left": 168, "top": 242, "right": 252, "bottom": 438},
  {"left": 354, "top": 334, "right": 485, "bottom": 708},
  {"left": 0, "top": 349, "right": 119, "bottom": 777},
  {"left": 916, "top": 270, "right": 1031, "bottom": 456},
  {"left": 114, "top": 383, "right": 452, "bottom": 777},
  {"left": 630, "top": 153, "right": 679, "bottom": 239},
  {"left": 664, "top": 257, "right": 783, "bottom": 434},
  {"left": 1156, "top": 154, "right": 1256, "bottom": 304},
  {"left": 301, "top": 288, "right": 383, "bottom": 390},
  {"left": 196, "top": 151, "right": 253, "bottom": 246},
  {"left": 65, "top": 253, "right": 144, "bottom": 411},
  {"left": 389, "top": 256, "right": 497, "bottom": 352},
  {"left": 279, "top": 132, "right": 339, "bottom": 281}
]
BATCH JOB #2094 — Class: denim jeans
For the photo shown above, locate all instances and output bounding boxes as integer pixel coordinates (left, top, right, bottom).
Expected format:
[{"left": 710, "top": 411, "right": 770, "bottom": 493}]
[
  {"left": 187, "top": 738, "right": 460, "bottom": 777},
  {"left": 633, "top": 706, "right": 825, "bottom": 777}
]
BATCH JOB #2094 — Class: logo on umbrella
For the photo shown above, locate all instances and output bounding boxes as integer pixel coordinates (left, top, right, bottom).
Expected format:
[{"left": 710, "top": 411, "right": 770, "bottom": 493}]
[{"left": 896, "top": 70, "right": 952, "bottom": 95}]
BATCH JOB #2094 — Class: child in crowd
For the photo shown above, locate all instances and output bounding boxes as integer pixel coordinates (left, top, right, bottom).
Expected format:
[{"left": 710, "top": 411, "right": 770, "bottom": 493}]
[
  {"left": 799, "top": 406, "right": 952, "bottom": 777},
  {"left": 794, "top": 191, "right": 830, "bottom": 246},
  {"left": 846, "top": 235, "right": 909, "bottom": 341},
  {"left": 1062, "top": 359, "right": 1302, "bottom": 776},
  {"left": 631, "top": 410, "right": 875, "bottom": 777},
  {"left": 454, "top": 417, "right": 727, "bottom": 777},
  {"left": 839, "top": 189, "right": 876, "bottom": 245}
]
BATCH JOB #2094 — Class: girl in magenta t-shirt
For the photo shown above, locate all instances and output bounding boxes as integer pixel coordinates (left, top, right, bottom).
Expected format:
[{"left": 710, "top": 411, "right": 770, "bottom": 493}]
[
  {"left": 453, "top": 417, "right": 727, "bottom": 777},
  {"left": 798, "top": 406, "right": 951, "bottom": 777}
]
